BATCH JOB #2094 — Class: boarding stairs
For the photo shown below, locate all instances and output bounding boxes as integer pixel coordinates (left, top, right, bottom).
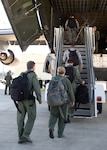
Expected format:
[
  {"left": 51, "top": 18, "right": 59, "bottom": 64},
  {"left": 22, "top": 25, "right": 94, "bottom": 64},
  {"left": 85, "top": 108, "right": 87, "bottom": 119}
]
[{"left": 54, "top": 27, "right": 96, "bottom": 117}]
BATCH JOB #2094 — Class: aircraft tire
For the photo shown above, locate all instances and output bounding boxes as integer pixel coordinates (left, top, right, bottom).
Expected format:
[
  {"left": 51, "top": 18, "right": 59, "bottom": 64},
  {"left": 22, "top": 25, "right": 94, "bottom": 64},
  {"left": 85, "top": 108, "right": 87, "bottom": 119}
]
[{"left": 97, "top": 103, "right": 102, "bottom": 114}]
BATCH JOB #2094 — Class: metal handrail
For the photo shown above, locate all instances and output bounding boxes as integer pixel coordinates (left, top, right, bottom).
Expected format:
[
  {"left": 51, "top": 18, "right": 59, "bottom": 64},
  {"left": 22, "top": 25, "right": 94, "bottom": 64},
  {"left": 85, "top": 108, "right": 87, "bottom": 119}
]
[
  {"left": 84, "top": 26, "right": 95, "bottom": 116},
  {"left": 53, "top": 27, "right": 64, "bottom": 76}
]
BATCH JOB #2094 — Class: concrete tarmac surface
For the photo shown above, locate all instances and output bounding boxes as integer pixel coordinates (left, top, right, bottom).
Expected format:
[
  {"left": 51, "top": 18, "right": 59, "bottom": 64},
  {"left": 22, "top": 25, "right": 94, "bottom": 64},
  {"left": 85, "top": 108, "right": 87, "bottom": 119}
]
[{"left": 0, "top": 84, "right": 107, "bottom": 150}]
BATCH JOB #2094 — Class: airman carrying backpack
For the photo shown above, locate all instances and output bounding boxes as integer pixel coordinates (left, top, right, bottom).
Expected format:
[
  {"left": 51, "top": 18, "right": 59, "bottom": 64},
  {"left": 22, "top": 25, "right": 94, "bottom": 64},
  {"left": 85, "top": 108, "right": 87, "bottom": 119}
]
[{"left": 10, "top": 71, "right": 35, "bottom": 112}]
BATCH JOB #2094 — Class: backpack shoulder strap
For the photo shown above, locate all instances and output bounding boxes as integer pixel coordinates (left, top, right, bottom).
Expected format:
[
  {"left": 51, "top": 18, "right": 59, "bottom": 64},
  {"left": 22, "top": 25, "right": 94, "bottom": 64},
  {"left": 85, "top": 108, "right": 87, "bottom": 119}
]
[
  {"left": 21, "top": 71, "right": 33, "bottom": 77},
  {"left": 25, "top": 71, "right": 33, "bottom": 75},
  {"left": 59, "top": 76, "right": 65, "bottom": 81},
  {"left": 51, "top": 76, "right": 56, "bottom": 81},
  {"left": 68, "top": 49, "right": 77, "bottom": 54}
]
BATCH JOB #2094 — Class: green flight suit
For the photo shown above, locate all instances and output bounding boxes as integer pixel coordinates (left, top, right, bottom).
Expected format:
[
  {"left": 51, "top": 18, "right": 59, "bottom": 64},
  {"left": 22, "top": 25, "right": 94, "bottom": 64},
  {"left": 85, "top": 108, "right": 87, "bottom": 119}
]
[
  {"left": 17, "top": 71, "right": 41, "bottom": 139},
  {"left": 69, "top": 66, "right": 83, "bottom": 115},
  {"left": 72, "top": 66, "right": 83, "bottom": 93},
  {"left": 4, "top": 73, "right": 12, "bottom": 94},
  {"left": 48, "top": 75, "right": 75, "bottom": 137}
]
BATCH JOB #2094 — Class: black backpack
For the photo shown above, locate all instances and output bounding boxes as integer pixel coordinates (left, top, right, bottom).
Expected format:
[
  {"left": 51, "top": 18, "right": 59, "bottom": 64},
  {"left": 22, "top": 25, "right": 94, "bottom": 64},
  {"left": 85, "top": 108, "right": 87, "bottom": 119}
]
[
  {"left": 75, "top": 84, "right": 89, "bottom": 104},
  {"left": 68, "top": 49, "right": 79, "bottom": 66},
  {"left": 65, "top": 66, "right": 74, "bottom": 83},
  {"left": 10, "top": 71, "right": 34, "bottom": 102},
  {"left": 67, "top": 18, "right": 77, "bottom": 28}
]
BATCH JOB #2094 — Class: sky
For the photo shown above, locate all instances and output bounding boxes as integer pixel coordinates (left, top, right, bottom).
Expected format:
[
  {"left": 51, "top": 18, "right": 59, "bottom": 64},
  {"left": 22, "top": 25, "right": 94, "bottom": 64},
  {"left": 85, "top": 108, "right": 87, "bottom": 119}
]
[{"left": 0, "top": 0, "right": 11, "bottom": 29}]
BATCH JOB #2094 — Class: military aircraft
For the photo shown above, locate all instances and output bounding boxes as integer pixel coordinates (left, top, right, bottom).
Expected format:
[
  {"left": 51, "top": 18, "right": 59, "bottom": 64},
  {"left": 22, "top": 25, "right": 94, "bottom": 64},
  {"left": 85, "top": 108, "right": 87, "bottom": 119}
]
[
  {"left": 1, "top": 0, "right": 107, "bottom": 117},
  {"left": 0, "top": 0, "right": 107, "bottom": 66},
  {"left": 0, "top": 0, "right": 107, "bottom": 76},
  {"left": 0, "top": 0, "right": 107, "bottom": 48}
]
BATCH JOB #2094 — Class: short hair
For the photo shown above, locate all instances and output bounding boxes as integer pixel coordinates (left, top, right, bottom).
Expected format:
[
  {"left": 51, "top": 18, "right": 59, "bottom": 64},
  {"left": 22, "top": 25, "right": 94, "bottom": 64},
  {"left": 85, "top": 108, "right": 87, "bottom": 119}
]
[
  {"left": 57, "top": 66, "right": 65, "bottom": 75},
  {"left": 27, "top": 61, "right": 35, "bottom": 70},
  {"left": 70, "top": 44, "right": 75, "bottom": 47}
]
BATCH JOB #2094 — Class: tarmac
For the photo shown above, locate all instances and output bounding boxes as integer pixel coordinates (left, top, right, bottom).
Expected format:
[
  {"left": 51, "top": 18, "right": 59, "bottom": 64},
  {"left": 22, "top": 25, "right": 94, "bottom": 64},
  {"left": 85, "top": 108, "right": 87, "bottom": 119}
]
[{"left": 0, "top": 83, "right": 107, "bottom": 150}]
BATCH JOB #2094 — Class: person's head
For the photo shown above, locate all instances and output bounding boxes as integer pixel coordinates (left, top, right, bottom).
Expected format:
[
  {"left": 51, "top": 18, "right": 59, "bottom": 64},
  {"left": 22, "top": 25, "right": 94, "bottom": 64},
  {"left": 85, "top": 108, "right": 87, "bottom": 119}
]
[
  {"left": 7, "top": 71, "right": 9, "bottom": 75},
  {"left": 70, "top": 44, "right": 75, "bottom": 48},
  {"left": 93, "top": 26, "right": 97, "bottom": 31},
  {"left": 27, "top": 61, "right": 35, "bottom": 71},
  {"left": 57, "top": 66, "right": 66, "bottom": 76},
  {"left": 7, "top": 70, "right": 11, "bottom": 75}
]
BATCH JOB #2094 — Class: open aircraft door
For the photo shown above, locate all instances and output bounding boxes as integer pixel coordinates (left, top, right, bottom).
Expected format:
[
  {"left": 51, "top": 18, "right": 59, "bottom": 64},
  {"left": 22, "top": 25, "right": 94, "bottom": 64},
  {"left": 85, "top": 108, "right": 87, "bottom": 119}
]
[{"left": 1, "top": 0, "right": 52, "bottom": 52}]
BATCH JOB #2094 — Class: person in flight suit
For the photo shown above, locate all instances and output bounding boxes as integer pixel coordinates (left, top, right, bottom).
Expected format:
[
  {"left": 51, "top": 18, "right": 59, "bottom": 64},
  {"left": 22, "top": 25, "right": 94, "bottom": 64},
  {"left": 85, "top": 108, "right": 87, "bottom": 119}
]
[
  {"left": 63, "top": 44, "right": 83, "bottom": 73},
  {"left": 93, "top": 26, "right": 100, "bottom": 54},
  {"left": 63, "top": 44, "right": 84, "bottom": 120},
  {"left": 65, "top": 15, "right": 79, "bottom": 44},
  {"left": 4, "top": 70, "right": 12, "bottom": 95},
  {"left": 48, "top": 66, "right": 75, "bottom": 139},
  {"left": 65, "top": 59, "right": 85, "bottom": 118},
  {"left": 17, "top": 61, "right": 42, "bottom": 144}
]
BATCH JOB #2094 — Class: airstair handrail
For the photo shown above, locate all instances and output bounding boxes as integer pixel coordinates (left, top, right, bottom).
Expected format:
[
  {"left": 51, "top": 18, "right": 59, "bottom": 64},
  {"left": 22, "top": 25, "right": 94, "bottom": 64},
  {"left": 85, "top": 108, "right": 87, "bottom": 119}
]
[
  {"left": 84, "top": 27, "right": 95, "bottom": 102},
  {"left": 53, "top": 27, "right": 64, "bottom": 76}
]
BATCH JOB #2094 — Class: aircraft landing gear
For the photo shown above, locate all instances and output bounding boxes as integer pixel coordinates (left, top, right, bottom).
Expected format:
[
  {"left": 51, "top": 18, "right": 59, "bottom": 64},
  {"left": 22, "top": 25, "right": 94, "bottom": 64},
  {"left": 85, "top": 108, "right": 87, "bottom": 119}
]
[{"left": 97, "top": 103, "right": 102, "bottom": 114}]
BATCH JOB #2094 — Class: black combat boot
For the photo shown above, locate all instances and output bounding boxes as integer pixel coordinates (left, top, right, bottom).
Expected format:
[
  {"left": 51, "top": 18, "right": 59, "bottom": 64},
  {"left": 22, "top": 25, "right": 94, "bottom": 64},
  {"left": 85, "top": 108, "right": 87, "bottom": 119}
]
[
  {"left": 49, "top": 129, "right": 54, "bottom": 139},
  {"left": 66, "top": 115, "right": 70, "bottom": 123}
]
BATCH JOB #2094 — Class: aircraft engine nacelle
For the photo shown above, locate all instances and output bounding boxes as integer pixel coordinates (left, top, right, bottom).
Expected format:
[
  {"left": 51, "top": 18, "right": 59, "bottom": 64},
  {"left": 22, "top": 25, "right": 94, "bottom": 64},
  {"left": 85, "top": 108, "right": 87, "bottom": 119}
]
[{"left": 0, "top": 49, "right": 20, "bottom": 66}]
